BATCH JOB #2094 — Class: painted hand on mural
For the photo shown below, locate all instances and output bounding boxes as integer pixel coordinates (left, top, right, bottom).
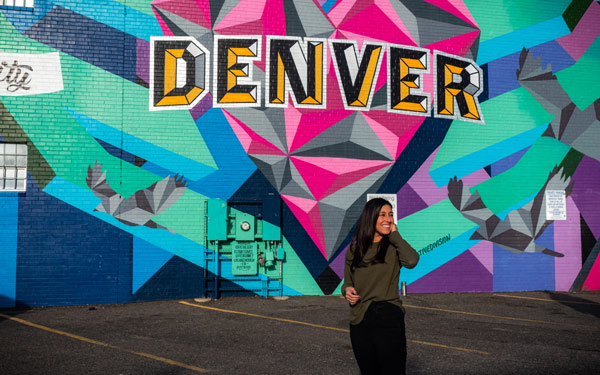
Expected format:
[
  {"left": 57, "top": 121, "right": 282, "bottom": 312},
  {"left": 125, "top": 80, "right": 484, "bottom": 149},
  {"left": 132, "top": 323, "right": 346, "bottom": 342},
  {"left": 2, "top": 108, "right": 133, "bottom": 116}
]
[
  {"left": 517, "top": 48, "right": 600, "bottom": 162},
  {"left": 448, "top": 167, "right": 573, "bottom": 257},
  {"left": 86, "top": 162, "right": 187, "bottom": 233}
]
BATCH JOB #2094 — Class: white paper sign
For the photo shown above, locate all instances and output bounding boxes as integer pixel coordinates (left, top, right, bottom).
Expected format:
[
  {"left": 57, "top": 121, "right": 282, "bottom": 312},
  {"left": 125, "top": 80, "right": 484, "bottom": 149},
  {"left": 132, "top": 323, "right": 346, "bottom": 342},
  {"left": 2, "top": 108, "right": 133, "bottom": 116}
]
[
  {"left": 0, "top": 52, "right": 64, "bottom": 96},
  {"left": 545, "top": 190, "right": 567, "bottom": 220},
  {"left": 367, "top": 193, "right": 398, "bottom": 222}
]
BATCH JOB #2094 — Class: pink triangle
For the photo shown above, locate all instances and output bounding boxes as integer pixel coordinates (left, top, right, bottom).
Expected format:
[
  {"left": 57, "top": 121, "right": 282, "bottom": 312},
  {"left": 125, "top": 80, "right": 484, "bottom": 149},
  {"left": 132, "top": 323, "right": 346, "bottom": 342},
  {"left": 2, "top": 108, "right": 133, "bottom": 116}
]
[
  {"left": 152, "top": 0, "right": 212, "bottom": 29},
  {"left": 152, "top": 6, "right": 174, "bottom": 36},
  {"left": 281, "top": 195, "right": 327, "bottom": 257},
  {"left": 336, "top": 5, "right": 417, "bottom": 46},
  {"left": 222, "top": 110, "right": 285, "bottom": 156},
  {"left": 286, "top": 105, "right": 352, "bottom": 153},
  {"left": 362, "top": 111, "right": 426, "bottom": 159},
  {"left": 467, "top": 241, "right": 493, "bottom": 274},
  {"left": 325, "top": 58, "right": 352, "bottom": 112},
  {"left": 284, "top": 105, "right": 302, "bottom": 152},
  {"left": 261, "top": 0, "right": 287, "bottom": 36},
  {"left": 583, "top": 257, "right": 600, "bottom": 291},
  {"left": 215, "top": 19, "right": 264, "bottom": 35},
  {"left": 407, "top": 147, "right": 448, "bottom": 205},
  {"left": 328, "top": 0, "right": 369, "bottom": 28},
  {"left": 425, "top": 30, "right": 480, "bottom": 58},
  {"left": 394, "top": 120, "right": 421, "bottom": 159},
  {"left": 214, "top": 0, "right": 267, "bottom": 32},
  {"left": 425, "top": 0, "right": 478, "bottom": 28},
  {"left": 291, "top": 156, "right": 392, "bottom": 200},
  {"left": 374, "top": 0, "right": 418, "bottom": 44}
]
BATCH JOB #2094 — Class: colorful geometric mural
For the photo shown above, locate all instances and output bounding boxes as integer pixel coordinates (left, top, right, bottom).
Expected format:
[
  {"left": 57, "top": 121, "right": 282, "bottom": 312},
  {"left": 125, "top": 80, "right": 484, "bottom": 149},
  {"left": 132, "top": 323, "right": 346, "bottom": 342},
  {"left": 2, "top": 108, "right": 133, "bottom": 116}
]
[{"left": 0, "top": 0, "right": 599, "bottom": 307}]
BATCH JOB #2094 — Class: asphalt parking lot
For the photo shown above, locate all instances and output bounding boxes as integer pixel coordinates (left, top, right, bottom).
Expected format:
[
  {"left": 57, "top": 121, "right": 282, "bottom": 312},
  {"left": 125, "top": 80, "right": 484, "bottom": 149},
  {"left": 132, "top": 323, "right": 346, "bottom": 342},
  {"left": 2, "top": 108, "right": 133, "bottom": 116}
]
[{"left": 1, "top": 291, "right": 599, "bottom": 374}]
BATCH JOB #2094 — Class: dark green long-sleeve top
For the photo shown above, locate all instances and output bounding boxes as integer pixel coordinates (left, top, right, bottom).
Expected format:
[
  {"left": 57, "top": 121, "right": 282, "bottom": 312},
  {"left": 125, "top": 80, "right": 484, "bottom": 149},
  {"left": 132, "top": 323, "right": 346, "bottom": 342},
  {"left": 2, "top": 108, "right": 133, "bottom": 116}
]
[{"left": 342, "top": 231, "right": 419, "bottom": 325}]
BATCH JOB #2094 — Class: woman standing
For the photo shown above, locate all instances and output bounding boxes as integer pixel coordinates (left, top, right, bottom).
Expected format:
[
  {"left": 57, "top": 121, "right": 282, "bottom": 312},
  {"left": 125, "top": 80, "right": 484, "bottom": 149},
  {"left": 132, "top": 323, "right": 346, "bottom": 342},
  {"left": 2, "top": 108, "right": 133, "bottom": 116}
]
[{"left": 342, "top": 198, "right": 420, "bottom": 374}]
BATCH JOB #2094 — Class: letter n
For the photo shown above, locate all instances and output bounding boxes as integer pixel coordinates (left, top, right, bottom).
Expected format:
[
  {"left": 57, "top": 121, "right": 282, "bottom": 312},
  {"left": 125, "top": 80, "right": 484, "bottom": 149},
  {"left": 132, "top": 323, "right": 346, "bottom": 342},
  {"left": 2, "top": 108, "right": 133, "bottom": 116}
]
[
  {"left": 150, "top": 37, "right": 209, "bottom": 111},
  {"left": 266, "top": 37, "right": 326, "bottom": 108}
]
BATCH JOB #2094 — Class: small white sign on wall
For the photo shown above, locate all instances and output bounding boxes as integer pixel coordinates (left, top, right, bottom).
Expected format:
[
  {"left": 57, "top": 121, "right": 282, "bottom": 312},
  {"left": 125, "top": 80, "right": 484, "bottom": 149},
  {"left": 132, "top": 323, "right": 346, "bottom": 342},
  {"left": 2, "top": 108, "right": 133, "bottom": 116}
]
[
  {"left": 545, "top": 190, "right": 567, "bottom": 221},
  {"left": 0, "top": 52, "right": 63, "bottom": 96},
  {"left": 367, "top": 193, "right": 398, "bottom": 222}
]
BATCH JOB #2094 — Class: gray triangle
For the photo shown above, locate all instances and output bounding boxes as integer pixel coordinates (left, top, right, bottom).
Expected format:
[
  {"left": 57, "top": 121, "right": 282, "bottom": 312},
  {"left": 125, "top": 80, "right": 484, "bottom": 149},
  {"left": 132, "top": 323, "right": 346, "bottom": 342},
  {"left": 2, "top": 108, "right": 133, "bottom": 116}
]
[
  {"left": 292, "top": 113, "right": 355, "bottom": 152},
  {"left": 507, "top": 209, "right": 533, "bottom": 237},
  {"left": 370, "top": 86, "right": 388, "bottom": 110},
  {"left": 318, "top": 202, "right": 355, "bottom": 258},
  {"left": 463, "top": 194, "right": 486, "bottom": 211},
  {"left": 226, "top": 107, "right": 287, "bottom": 152},
  {"left": 463, "top": 208, "right": 493, "bottom": 227},
  {"left": 388, "top": 0, "right": 419, "bottom": 44},
  {"left": 571, "top": 120, "right": 600, "bottom": 162},
  {"left": 415, "top": 17, "right": 478, "bottom": 47},
  {"left": 464, "top": 34, "right": 480, "bottom": 61},
  {"left": 489, "top": 220, "right": 509, "bottom": 240},
  {"left": 213, "top": 0, "right": 240, "bottom": 28},
  {"left": 250, "top": 154, "right": 288, "bottom": 190},
  {"left": 153, "top": 7, "right": 187, "bottom": 36},
  {"left": 295, "top": 141, "right": 391, "bottom": 161},
  {"left": 293, "top": 114, "right": 392, "bottom": 160},
  {"left": 263, "top": 108, "right": 289, "bottom": 153},
  {"left": 280, "top": 162, "right": 315, "bottom": 200},
  {"left": 280, "top": 178, "right": 314, "bottom": 200},
  {"left": 209, "top": 0, "right": 227, "bottom": 27},
  {"left": 284, "top": 0, "right": 307, "bottom": 37},
  {"left": 563, "top": 104, "right": 596, "bottom": 144},
  {"left": 401, "top": 0, "right": 478, "bottom": 28},
  {"left": 287, "top": 0, "right": 335, "bottom": 38},
  {"left": 350, "top": 114, "right": 393, "bottom": 160},
  {"left": 320, "top": 167, "right": 392, "bottom": 256},
  {"left": 153, "top": 8, "right": 215, "bottom": 51},
  {"left": 394, "top": 0, "right": 478, "bottom": 46}
]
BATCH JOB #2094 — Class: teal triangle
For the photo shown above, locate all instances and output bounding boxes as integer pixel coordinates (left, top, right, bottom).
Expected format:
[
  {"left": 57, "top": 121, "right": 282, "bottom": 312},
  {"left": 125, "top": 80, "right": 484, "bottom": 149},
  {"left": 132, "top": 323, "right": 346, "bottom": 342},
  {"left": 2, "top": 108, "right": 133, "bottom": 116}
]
[{"left": 133, "top": 237, "right": 174, "bottom": 294}]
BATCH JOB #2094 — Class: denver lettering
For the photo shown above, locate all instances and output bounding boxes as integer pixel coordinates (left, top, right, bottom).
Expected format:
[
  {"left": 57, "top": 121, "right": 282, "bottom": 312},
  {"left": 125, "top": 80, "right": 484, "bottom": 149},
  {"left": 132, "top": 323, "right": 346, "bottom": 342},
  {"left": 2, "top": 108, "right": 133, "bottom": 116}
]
[{"left": 150, "top": 36, "right": 484, "bottom": 123}]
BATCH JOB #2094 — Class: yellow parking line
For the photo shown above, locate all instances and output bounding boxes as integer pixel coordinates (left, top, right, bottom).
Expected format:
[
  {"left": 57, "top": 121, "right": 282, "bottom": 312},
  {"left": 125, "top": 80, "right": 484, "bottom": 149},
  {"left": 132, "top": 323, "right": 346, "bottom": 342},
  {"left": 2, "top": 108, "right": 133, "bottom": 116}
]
[
  {"left": 0, "top": 313, "right": 209, "bottom": 373},
  {"left": 493, "top": 293, "right": 600, "bottom": 305},
  {"left": 179, "top": 300, "right": 348, "bottom": 332},
  {"left": 407, "top": 339, "right": 489, "bottom": 355},
  {"left": 403, "top": 304, "right": 582, "bottom": 327},
  {"left": 179, "top": 301, "right": 489, "bottom": 355}
]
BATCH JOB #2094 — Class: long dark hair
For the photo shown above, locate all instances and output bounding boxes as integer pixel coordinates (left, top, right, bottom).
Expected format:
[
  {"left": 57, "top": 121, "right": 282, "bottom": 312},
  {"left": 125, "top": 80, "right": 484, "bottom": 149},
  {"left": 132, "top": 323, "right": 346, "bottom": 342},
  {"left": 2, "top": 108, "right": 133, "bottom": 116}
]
[{"left": 350, "top": 198, "right": 392, "bottom": 271}]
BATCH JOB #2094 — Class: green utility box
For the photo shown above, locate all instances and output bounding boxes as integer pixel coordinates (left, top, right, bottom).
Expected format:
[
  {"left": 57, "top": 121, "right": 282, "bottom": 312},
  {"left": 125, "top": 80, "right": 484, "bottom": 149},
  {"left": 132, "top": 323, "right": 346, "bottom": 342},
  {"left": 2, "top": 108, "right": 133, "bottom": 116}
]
[
  {"left": 207, "top": 199, "right": 227, "bottom": 241},
  {"left": 204, "top": 197, "right": 285, "bottom": 298},
  {"left": 235, "top": 212, "right": 255, "bottom": 241},
  {"left": 232, "top": 242, "right": 257, "bottom": 275}
]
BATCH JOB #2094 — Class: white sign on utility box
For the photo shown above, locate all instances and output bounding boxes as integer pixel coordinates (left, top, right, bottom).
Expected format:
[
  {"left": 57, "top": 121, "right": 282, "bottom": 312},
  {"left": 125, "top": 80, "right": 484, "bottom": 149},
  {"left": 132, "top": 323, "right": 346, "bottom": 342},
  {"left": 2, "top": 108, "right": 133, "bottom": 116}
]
[{"left": 545, "top": 190, "right": 567, "bottom": 221}]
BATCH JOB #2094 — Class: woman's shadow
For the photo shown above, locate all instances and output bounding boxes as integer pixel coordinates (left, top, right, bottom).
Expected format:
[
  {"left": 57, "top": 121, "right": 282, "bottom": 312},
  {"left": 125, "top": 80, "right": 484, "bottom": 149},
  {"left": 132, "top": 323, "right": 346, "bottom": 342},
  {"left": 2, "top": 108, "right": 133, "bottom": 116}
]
[{"left": 544, "top": 291, "right": 600, "bottom": 319}]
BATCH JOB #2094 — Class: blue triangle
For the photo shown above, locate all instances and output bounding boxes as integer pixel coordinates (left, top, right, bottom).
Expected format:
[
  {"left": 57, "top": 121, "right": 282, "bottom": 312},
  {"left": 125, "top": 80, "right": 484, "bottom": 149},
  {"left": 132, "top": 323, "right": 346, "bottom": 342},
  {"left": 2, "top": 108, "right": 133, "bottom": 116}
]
[
  {"left": 535, "top": 222, "right": 555, "bottom": 251},
  {"left": 133, "top": 237, "right": 173, "bottom": 294}
]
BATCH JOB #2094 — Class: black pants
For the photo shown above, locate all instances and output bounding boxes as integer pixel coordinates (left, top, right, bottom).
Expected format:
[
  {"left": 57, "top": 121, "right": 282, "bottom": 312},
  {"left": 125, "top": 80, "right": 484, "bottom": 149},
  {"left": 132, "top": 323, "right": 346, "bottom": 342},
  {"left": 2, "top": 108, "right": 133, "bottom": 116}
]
[{"left": 350, "top": 301, "right": 407, "bottom": 375}]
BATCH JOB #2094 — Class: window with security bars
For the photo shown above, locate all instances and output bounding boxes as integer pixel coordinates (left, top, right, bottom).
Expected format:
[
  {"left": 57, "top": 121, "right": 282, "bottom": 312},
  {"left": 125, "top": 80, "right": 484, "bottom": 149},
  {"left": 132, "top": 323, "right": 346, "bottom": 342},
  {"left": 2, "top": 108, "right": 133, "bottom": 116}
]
[
  {"left": 0, "top": 0, "right": 34, "bottom": 9},
  {"left": 0, "top": 143, "right": 28, "bottom": 192}
]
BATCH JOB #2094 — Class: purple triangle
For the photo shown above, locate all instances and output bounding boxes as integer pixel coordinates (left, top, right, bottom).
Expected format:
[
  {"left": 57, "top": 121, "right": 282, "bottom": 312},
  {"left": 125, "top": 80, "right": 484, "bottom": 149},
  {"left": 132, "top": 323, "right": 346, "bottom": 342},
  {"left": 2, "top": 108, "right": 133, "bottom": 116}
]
[
  {"left": 396, "top": 184, "right": 428, "bottom": 220},
  {"left": 329, "top": 245, "right": 348, "bottom": 279},
  {"left": 408, "top": 250, "right": 493, "bottom": 293},
  {"left": 572, "top": 156, "right": 600, "bottom": 239}
]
